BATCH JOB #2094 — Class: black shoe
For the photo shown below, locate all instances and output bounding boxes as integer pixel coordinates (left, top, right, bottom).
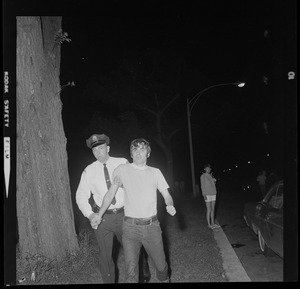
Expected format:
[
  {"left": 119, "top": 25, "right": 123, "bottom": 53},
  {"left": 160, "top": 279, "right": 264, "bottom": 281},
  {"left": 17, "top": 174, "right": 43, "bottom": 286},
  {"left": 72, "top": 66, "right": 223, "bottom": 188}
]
[
  {"left": 138, "top": 269, "right": 151, "bottom": 283},
  {"left": 142, "top": 275, "right": 151, "bottom": 283},
  {"left": 161, "top": 278, "right": 170, "bottom": 283},
  {"left": 139, "top": 247, "right": 151, "bottom": 283},
  {"left": 141, "top": 268, "right": 151, "bottom": 283}
]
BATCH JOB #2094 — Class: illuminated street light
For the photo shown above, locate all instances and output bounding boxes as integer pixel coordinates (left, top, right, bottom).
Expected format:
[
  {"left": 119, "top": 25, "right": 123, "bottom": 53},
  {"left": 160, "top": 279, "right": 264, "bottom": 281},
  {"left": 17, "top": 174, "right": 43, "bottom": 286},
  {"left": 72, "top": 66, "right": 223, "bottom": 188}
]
[{"left": 186, "top": 82, "right": 245, "bottom": 198}]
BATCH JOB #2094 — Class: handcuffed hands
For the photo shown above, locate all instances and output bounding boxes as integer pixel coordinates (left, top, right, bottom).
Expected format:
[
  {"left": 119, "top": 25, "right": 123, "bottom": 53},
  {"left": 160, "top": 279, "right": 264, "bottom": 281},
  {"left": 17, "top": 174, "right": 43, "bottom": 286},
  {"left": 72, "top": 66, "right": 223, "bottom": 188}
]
[
  {"left": 89, "top": 213, "right": 102, "bottom": 230},
  {"left": 166, "top": 205, "right": 176, "bottom": 216}
]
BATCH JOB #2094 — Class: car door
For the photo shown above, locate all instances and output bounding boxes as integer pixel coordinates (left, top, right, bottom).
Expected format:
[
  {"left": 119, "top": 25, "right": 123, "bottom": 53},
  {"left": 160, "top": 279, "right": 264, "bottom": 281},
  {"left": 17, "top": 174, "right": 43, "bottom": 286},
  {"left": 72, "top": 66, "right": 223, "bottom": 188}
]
[
  {"left": 256, "top": 185, "right": 279, "bottom": 248},
  {"left": 266, "top": 184, "right": 283, "bottom": 257}
]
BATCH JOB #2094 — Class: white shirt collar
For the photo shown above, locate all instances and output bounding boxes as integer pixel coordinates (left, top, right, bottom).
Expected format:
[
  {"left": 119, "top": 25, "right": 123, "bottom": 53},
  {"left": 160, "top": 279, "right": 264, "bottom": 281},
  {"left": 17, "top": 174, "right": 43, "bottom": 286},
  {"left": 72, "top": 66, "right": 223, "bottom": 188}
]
[
  {"left": 97, "top": 156, "right": 110, "bottom": 166},
  {"left": 131, "top": 163, "right": 148, "bottom": 170}
]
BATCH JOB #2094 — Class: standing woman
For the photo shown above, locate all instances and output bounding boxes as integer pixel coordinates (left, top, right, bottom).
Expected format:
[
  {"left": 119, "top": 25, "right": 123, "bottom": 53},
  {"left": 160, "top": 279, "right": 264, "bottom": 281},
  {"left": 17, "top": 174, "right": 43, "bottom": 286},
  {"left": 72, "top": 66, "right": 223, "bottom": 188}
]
[{"left": 200, "top": 164, "right": 220, "bottom": 229}]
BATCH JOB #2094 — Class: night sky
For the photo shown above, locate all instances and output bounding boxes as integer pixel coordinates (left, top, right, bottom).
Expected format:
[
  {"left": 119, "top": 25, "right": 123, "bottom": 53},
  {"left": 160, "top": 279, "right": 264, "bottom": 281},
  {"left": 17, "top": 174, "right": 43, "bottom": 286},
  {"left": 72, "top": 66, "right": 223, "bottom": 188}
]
[
  {"left": 7, "top": 0, "right": 295, "bottom": 192},
  {"left": 58, "top": 0, "right": 296, "bottom": 193}
]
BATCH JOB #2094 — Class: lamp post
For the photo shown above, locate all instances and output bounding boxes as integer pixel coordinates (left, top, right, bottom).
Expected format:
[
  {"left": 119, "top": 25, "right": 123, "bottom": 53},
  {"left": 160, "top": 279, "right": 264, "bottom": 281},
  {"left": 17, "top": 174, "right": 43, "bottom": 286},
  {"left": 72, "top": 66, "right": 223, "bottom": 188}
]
[{"left": 187, "top": 82, "right": 245, "bottom": 198}]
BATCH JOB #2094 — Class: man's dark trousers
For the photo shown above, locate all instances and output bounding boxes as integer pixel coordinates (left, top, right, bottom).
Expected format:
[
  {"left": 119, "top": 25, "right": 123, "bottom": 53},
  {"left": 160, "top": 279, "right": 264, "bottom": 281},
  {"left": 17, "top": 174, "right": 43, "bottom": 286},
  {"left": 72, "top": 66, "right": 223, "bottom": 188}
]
[{"left": 94, "top": 210, "right": 150, "bottom": 283}]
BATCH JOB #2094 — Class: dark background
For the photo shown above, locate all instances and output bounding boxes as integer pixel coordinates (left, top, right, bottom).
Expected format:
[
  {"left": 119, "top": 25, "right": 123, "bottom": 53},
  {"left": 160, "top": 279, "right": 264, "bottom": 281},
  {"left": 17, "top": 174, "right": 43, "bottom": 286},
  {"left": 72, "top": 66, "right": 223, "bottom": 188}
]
[
  {"left": 59, "top": 0, "right": 296, "bottom": 196},
  {"left": 3, "top": 0, "right": 297, "bottom": 283}
]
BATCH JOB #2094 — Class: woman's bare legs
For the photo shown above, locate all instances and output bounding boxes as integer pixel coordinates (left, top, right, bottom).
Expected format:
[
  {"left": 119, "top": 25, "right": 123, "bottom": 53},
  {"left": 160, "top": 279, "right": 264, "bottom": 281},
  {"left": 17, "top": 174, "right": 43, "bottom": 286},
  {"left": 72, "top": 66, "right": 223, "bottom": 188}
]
[
  {"left": 210, "top": 200, "right": 220, "bottom": 228},
  {"left": 210, "top": 200, "right": 216, "bottom": 226},
  {"left": 205, "top": 201, "right": 212, "bottom": 227}
]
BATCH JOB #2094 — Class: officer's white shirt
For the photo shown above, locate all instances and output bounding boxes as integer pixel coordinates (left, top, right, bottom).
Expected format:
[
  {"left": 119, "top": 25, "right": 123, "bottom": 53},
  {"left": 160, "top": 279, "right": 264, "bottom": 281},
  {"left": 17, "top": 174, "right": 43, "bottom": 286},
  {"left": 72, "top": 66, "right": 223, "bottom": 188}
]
[{"left": 76, "top": 156, "right": 127, "bottom": 218}]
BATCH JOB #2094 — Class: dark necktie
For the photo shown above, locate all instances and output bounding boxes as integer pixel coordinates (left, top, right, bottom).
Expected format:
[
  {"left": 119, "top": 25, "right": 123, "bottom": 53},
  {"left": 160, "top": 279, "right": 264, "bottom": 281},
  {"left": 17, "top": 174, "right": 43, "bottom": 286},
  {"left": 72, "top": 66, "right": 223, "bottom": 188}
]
[{"left": 103, "top": 163, "right": 116, "bottom": 205}]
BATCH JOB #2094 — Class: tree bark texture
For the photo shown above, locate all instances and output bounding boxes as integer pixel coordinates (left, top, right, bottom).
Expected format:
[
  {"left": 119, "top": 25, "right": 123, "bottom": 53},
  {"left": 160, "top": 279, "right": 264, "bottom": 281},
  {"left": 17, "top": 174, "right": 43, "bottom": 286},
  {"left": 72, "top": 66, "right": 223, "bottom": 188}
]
[{"left": 16, "top": 16, "right": 78, "bottom": 260}]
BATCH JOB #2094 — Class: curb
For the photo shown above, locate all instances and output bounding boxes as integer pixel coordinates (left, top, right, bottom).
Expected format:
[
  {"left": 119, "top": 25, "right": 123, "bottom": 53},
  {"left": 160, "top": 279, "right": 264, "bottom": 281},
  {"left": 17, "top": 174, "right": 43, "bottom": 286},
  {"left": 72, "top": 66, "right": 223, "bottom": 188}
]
[{"left": 212, "top": 220, "right": 251, "bottom": 282}]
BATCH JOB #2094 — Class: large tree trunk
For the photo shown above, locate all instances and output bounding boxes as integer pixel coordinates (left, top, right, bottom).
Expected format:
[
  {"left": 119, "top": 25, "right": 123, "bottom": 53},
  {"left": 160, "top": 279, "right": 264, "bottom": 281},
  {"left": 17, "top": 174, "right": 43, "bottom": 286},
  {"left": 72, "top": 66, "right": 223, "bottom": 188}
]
[{"left": 16, "top": 16, "right": 78, "bottom": 260}]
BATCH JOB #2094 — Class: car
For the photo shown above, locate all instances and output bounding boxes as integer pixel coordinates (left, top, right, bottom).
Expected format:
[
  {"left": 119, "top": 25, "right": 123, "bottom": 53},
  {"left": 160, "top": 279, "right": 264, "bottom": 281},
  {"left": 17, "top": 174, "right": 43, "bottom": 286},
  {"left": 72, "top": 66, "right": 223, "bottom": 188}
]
[{"left": 243, "top": 180, "right": 283, "bottom": 258}]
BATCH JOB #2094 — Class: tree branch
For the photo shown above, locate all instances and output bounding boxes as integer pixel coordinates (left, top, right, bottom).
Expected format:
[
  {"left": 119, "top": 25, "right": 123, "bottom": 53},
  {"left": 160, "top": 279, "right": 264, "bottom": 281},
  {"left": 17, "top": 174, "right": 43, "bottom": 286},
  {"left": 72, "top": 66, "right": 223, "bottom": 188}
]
[
  {"left": 161, "top": 93, "right": 180, "bottom": 115},
  {"left": 154, "top": 92, "right": 160, "bottom": 112},
  {"left": 168, "top": 128, "right": 181, "bottom": 140},
  {"left": 137, "top": 104, "right": 157, "bottom": 116}
]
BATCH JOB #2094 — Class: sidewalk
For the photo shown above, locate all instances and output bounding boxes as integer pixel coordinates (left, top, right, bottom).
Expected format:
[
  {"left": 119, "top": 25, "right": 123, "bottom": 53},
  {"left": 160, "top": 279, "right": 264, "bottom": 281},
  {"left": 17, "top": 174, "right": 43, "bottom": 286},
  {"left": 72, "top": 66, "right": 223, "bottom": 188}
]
[{"left": 212, "top": 219, "right": 251, "bottom": 281}]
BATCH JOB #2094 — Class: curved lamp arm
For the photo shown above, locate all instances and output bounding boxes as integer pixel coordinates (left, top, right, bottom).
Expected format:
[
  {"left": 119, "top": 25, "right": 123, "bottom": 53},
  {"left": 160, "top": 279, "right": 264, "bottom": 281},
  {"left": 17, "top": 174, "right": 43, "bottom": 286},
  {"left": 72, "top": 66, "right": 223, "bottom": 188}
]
[{"left": 188, "top": 82, "right": 245, "bottom": 113}]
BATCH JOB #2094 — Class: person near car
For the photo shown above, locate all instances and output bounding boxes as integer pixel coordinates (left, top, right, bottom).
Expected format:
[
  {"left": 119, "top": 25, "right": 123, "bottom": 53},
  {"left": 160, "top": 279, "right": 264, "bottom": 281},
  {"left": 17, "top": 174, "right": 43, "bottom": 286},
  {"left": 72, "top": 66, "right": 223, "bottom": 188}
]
[
  {"left": 92, "top": 138, "right": 176, "bottom": 283},
  {"left": 75, "top": 134, "right": 150, "bottom": 283},
  {"left": 257, "top": 170, "right": 267, "bottom": 198},
  {"left": 267, "top": 171, "right": 278, "bottom": 190},
  {"left": 200, "top": 163, "right": 220, "bottom": 229}
]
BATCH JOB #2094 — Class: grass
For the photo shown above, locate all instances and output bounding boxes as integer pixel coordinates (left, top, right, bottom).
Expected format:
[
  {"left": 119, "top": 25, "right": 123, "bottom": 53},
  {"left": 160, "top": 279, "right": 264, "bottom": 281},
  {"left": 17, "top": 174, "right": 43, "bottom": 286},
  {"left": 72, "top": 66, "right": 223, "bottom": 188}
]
[
  {"left": 16, "top": 230, "right": 101, "bottom": 285},
  {"left": 162, "top": 197, "right": 227, "bottom": 282}
]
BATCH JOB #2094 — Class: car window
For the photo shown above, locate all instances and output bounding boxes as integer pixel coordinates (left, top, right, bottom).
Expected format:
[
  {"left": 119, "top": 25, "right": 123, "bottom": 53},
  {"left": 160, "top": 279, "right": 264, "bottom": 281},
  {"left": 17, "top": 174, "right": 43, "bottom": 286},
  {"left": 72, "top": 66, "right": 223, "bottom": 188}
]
[{"left": 268, "top": 183, "right": 283, "bottom": 210}]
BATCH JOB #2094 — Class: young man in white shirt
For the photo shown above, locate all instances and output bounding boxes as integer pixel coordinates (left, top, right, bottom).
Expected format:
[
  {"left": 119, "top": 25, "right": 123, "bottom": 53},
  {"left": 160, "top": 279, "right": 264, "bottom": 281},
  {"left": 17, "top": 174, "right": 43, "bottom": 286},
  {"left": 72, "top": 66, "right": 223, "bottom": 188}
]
[{"left": 93, "top": 138, "right": 176, "bottom": 283}]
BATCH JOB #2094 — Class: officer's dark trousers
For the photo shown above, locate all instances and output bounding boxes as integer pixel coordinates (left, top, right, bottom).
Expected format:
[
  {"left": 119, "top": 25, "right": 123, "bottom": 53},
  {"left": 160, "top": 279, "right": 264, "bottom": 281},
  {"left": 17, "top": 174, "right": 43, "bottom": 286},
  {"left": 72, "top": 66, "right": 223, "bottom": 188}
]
[{"left": 94, "top": 211, "right": 123, "bottom": 283}]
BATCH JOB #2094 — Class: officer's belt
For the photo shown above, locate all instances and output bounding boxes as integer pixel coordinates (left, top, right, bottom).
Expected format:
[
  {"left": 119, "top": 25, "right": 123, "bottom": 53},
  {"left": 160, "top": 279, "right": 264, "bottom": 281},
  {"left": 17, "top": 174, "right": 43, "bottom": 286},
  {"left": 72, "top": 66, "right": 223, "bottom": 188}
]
[{"left": 94, "top": 205, "right": 124, "bottom": 214}]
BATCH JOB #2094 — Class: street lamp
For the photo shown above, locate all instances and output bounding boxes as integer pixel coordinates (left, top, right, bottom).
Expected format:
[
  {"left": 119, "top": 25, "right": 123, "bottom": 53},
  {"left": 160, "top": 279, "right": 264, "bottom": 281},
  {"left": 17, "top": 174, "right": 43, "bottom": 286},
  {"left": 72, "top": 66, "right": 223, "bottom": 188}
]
[{"left": 186, "top": 82, "right": 245, "bottom": 198}]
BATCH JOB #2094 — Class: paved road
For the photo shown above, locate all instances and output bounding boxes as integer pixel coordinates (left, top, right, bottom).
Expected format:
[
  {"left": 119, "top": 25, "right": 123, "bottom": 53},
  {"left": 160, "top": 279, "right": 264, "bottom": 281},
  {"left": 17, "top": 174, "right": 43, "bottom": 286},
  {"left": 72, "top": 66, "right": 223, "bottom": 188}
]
[{"left": 215, "top": 189, "right": 283, "bottom": 282}]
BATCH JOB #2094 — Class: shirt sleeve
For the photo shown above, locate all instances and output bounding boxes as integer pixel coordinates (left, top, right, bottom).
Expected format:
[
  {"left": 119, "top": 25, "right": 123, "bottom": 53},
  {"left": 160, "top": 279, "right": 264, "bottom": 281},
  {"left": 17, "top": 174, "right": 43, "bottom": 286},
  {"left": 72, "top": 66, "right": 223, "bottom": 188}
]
[
  {"left": 75, "top": 169, "right": 94, "bottom": 218},
  {"left": 200, "top": 174, "right": 204, "bottom": 191},
  {"left": 156, "top": 169, "right": 169, "bottom": 192},
  {"left": 200, "top": 174, "right": 209, "bottom": 195},
  {"left": 112, "top": 164, "right": 123, "bottom": 187}
]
